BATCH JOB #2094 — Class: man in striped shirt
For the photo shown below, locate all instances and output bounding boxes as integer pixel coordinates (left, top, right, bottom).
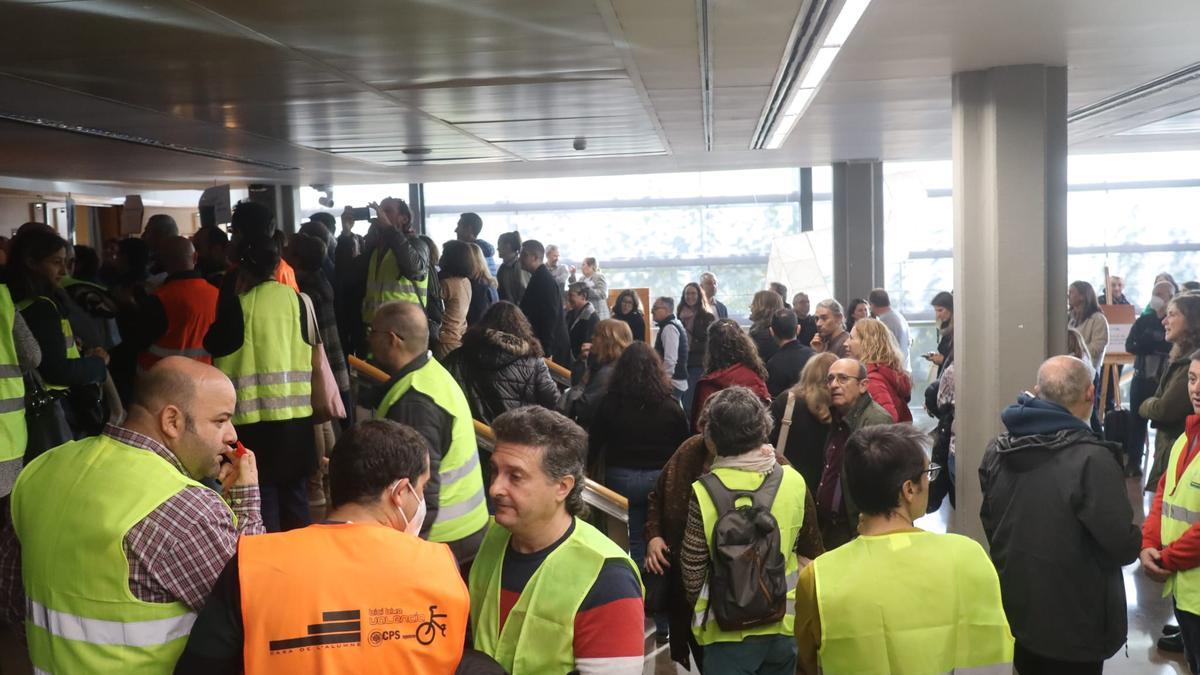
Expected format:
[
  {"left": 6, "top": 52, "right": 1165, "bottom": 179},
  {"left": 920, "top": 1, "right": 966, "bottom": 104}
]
[{"left": 0, "top": 357, "right": 263, "bottom": 644}]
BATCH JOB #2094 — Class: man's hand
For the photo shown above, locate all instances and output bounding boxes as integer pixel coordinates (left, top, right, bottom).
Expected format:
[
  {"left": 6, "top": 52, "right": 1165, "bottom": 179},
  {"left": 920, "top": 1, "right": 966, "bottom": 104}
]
[
  {"left": 646, "top": 537, "right": 671, "bottom": 575},
  {"left": 810, "top": 333, "right": 826, "bottom": 353},
  {"left": 219, "top": 446, "right": 259, "bottom": 492},
  {"left": 1141, "top": 547, "right": 1170, "bottom": 582},
  {"left": 86, "top": 346, "right": 110, "bottom": 365}
]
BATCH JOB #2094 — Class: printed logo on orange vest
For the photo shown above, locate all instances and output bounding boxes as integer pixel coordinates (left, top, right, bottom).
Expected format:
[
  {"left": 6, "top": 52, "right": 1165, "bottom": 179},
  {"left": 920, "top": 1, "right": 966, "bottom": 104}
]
[
  {"left": 268, "top": 609, "right": 361, "bottom": 653},
  {"left": 367, "top": 604, "right": 447, "bottom": 647}
]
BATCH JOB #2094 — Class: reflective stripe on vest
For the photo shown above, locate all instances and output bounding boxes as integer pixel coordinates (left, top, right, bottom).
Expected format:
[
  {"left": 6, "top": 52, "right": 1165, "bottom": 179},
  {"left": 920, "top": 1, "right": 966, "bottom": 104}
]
[
  {"left": 16, "top": 296, "right": 79, "bottom": 390},
  {"left": 239, "top": 523, "right": 469, "bottom": 674},
  {"left": 1161, "top": 432, "right": 1200, "bottom": 612},
  {"left": 138, "top": 278, "right": 218, "bottom": 371},
  {"left": 12, "top": 434, "right": 229, "bottom": 674},
  {"left": 374, "top": 357, "right": 488, "bottom": 542},
  {"left": 362, "top": 248, "right": 428, "bottom": 323},
  {"left": 212, "top": 281, "right": 313, "bottom": 425},
  {"left": 690, "top": 465, "right": 806, "bottom": 645},
  {"left": 0, "top": 286, "right": 25, "bottom": 462},
  {"left": 813, "top": 530, "right": 1014, "bottom": 675},
  {"left": 468, "top": 518, "right": 640, "bottom": 674}
]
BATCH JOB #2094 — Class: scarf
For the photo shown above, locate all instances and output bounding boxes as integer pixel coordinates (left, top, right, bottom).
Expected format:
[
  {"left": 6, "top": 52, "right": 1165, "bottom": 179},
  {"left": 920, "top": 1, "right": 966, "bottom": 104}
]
[{"left": 711, "top": 444, "right": 778, "bottom": 474}]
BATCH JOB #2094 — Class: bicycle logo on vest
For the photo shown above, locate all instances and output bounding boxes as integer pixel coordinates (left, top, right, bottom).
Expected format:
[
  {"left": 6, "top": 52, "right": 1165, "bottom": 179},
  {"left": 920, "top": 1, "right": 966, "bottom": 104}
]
[{"left": 368, "top": 605, "right": 447, "bottom": 647}]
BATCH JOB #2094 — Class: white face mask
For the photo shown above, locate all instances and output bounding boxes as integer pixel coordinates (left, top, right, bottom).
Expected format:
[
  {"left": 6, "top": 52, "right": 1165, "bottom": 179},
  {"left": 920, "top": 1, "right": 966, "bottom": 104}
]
[
  {"left": 1151, "top": 296, "right": 1167, "bottom": 312},
  {"left": 393, "top": 481, "right": 427, "bottom": 535}
]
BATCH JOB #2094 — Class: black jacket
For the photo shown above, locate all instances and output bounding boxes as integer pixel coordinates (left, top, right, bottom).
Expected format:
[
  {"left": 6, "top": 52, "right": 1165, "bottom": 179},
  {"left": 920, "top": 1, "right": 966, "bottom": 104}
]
[
  {"left": 683, "top": 311, "right": 714, "bottom": 370},
  {"left": 797, "top": 314, "right": 818, "bottom": 347},
  {"left": 765, "top": 340, "right": 813, "bottom": 397},
  {"left": 519, "top": 265, "right": 570, "bottom": 365},
  {"left": 613, "top": 312, "right": 645, "bottom": 343},
  {"left": 588, "top": 393, "right": 691, "bottom": 470},
  {"left": 444, "top": 329, "right": 560, "bottom": 424},
  {"left": 1126, "top": 309, "right": 1170, "bottom": 385},
  {"left": 749, "top": 326, "right": 778, "bottom": 363},
  {"left": 566, "top": 303, "right": 598, "bottom": 364},
  {"left": 979, "top": 395, "right": 1141, "bottom": 662},
  {"left": 769, "top": 390, "right": 828, "bottom": 492}
]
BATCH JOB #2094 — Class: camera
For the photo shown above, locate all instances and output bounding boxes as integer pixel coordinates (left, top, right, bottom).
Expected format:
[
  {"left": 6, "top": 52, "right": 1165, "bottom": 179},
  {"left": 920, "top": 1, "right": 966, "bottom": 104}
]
[{"left": 350, "top": 206, "right": 375, "bottom": 222}]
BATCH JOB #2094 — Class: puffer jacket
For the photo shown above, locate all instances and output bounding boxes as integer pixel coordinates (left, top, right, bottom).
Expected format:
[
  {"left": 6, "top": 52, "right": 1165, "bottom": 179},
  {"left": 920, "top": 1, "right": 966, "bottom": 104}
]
[
  {"left": 444, "top": 329, "right": 560, "bottom": 424},
  {"left": 980, "top": 394, "right": 1140, "bottom": 662},
  {"left": 865, "top": 362, "right": 912, "bottom": 423}
]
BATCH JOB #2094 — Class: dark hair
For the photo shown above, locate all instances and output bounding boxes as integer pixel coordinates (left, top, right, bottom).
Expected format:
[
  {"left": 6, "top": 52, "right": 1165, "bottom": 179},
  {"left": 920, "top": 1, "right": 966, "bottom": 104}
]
[
  {"left": 329, "top": 420, "right": 430, "bottom": 508},
  {"left": 492, "top": 406, "right": 589, "bottom": 517},
  {"left": 769, "top": 282, "right": 788, "bottom": 300},
  {"left": 868, "top": 288, "right": 891, "bottom": 308},
  {"left": 335, "top": 233, "right": 360, "bottom": 271},
  {"left": 770, "top": 308, "right": 798, "bottom": 340},
  {"left": 613, "top": 289, "right": 642, "bottom": 317},
  {"left": 230, "top": 200, "right": 276, "bottom": 239},
  {"left": 73, "top": 245, "right": 100, "bottom": 281},
  {"left": 609, "top": 342, "right": 672, "bottom": 405},
  {"left": 461, "top": 301, "right": 544, "bottom": 358},
  {"left": 309, "top": 212, "right": 337, "bottom": 234},
  {"left": 680, "top": 282, "right": 714, "bottom": 319},
  {"left": 497, "top": 231, "right": 522, "bottom": 252},
  {"left": 1169, "top": 294, "right": 1200, "bottom": 359},
  {"left": 195, "top": 225, "right": 229, "bottom": 248},
  {"left": 703, "top": 386, "right": 773, "bottom": 457},
  {"left": 705, "top": 319, "right": 767, "bottom": 379},
  {"left": 930, "top": 291, "right": 953, "bottom": 312},
  {"left": 6, "top": 228, "right": 68, "bottom": 299},
  {"left": 654, "top": 296, "right": 675, "bottom": 313},
  {"left": 846, "top": 298, "right": 868, "bottom": 332},
  {"left": 1069, "top": 280, "right": 1101, "bottom": 322},
  {"left": 440, "top": 240, "right": 474, "bottom": 278},
  {"left": 1185, "top": 281, "right": 1200, "bottom": 292},
  {"left": 844, "top": 425, "right": 930, "bottom": 516},
  {"left": 290, "top": 233, "right": 327, "bottom": 273},
  {"left": 299, "top": 220, "right": 331, "bottom": 245},
  {"left": 567, "top": 281, "right": 588, "bottom": 299},
  {"left": 237, "top": 234, "right": 280, "bottom": 285},
  {"left": 116, "top": 237, "right": 150, "bottom": 285},
  {"left": 521, "top": 239, "right": 545, "bottom": 260},
  {"left": 459, "top": 212, "right": 483, "bottom": 236}
]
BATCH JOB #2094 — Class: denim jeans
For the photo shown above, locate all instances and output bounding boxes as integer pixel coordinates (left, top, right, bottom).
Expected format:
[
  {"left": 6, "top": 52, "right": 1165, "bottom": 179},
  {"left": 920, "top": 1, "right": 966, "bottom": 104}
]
[
  {"left": 260, "top": 477, "right": 312, "bottom": 533},
  {"left": 682, "top": 366, "right": 704, "bottom": 415},
  {"left": 605, "top": 465, "right": 662, "bottom": 567}
]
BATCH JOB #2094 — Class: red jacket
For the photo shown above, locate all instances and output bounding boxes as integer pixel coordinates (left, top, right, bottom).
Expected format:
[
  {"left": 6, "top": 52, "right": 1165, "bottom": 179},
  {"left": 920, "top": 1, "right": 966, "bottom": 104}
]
[
  {"left": 690, "top": 363, "right": 771, "bottom": 431},
  {"left": 865, "top": 363, "right": 913, "bottom": 423},
  {"left": 1143, "top": 415, "right": 1200, "bottom": 571}
]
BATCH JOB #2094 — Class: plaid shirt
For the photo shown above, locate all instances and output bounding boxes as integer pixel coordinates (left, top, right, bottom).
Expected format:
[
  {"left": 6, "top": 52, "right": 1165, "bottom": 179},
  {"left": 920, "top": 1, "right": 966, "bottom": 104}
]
[{"left": 0, "top": 425, "right": 264, "bottom": 624}]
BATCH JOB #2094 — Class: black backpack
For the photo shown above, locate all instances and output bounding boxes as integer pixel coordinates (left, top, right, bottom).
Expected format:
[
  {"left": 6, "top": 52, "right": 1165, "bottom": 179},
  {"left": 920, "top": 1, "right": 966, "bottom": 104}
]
[{"left": 698, "top": 466, "right": 788, "bottom": 631}]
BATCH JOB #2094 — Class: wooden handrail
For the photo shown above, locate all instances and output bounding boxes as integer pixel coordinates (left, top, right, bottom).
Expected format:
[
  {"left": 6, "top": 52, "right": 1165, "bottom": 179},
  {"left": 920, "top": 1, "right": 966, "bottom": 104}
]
[
  {"left": 544, "top": 358, "right": 572, "bottom": 381},
  {"left": 349, "top": 355, "right": 628, "bottom": 514}
]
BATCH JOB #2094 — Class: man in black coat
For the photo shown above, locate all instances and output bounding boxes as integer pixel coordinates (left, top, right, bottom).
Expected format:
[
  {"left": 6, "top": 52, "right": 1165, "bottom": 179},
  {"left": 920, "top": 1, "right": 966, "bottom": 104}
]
[
  {"left": 979, "top": 355, "right": 1141, "bottom": 675},
  {"left": 765, "top": 309, "right": 814, "bottom": 396},
  {"left": 518, "top": 239, "right": 571, "bottom": 366}
]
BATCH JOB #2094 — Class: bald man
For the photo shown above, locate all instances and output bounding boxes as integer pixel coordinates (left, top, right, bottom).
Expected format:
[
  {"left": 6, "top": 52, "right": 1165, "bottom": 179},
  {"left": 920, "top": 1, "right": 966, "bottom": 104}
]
[
  {"left": 365, "top": 301, "right": 489, "bottom": 563},
  {"left": 0, "top": 357, "right": 264, "bottom": 673},
  {"left": 980, "top": 355, "right": 1140, "bottom": 673},
  {"left": 136, "top": 236, "right": 220, "bottom": 372}
]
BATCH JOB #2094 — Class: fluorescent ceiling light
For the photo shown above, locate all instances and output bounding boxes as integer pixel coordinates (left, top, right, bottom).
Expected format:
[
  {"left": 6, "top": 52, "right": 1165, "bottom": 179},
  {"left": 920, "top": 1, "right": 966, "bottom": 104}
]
[
  {"left": 824, "top": 0, "right": 872, "bottom": 47},
  {"left": 800, "top": 47, "right": 839, "bottom": 89},
  {"left": 784, "top": 88, "right": 816, "bottom": 117},
  {"left": 766, "top": 114, "right": 800, "bottom": 150}
]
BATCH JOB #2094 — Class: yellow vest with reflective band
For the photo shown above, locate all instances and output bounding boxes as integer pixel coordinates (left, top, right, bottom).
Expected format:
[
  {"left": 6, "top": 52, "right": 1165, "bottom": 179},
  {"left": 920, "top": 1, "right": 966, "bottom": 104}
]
[
  {"left": 12, "top": 434, "right": 232, "bottom": 674},
  {"left": 813, "top": 530, "right": 1014, "bottom": 675},
  {"left": 1160, "top": 432, "right": 1200, "bottom": 612},
  {"left": 362, "top": 247, "right": 428, "bottom": 324},
  {"left": 0, "top": 286, "right": 26, "bottom": 463},
  {"left": 468, "top": 517, "right": 641, "bottom": 674},
  {"left": 691, "top": 465, "right": 806, "bottom": 645},
  {"left": 17, "top": 295, "right": 80, "bottom": 391},
  {"left": 213, "top": 281, "right": 313, "bottom": 425},
  {"left": 374, "top": 356, "right": 488, "bottom": 543}
]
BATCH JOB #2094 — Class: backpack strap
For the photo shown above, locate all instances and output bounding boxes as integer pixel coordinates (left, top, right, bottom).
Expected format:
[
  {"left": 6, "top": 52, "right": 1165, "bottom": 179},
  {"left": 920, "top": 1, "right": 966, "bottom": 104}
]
[
  {"left": 699, "top": 465, "right": 784, "bottom": 514},
  {"left": 775, "top": 391, "right": 797, "bottom": 454},
  {"left": 749, "top": 465, "right": 784, "bottom": 511},
  {"left": 699, "top": 472, "right": 739, "bottom": 515}
]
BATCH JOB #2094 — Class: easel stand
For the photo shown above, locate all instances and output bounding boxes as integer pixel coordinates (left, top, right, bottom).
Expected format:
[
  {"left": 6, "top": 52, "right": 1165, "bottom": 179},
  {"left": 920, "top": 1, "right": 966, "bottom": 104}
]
[{"left": 1098, "top": 352, "right": 1134, "bottom": 425}]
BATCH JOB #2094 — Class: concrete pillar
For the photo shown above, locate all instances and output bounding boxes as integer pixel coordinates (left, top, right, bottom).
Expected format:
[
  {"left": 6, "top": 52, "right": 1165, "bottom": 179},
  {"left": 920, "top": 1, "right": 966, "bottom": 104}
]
[
  {"left": 831, "top": 160, "right": 884, "bottom": 305},
  {"left": 247, "top": 184, "right": 301, "bottom": 234},
  {"left": 951, "top": 65, "right": 1068, "bottom": 544}
]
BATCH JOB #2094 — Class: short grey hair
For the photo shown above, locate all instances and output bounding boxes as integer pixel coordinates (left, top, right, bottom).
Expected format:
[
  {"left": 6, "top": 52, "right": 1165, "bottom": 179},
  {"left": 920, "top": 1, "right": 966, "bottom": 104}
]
[
  {"left": 1037, "top": 356, "right": 1093, "bottom": 408},
  {"left": 703, "top": 387, "right": 773, "bottom": 457},
  {"left": 817, "top": 298, "right": 844, "bottom": 318},
  {"left": 492, "top": 406, "right": 589, "bottom": 517}
]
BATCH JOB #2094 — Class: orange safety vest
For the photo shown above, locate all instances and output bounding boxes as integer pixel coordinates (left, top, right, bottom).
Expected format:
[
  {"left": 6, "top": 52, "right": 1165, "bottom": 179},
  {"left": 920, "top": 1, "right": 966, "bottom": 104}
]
[
  {"left": 137, "top": 277, "right": 219, "bottom": 371},
  {"left": 239, "top": 523, "right": 468, "bottom": 675}
]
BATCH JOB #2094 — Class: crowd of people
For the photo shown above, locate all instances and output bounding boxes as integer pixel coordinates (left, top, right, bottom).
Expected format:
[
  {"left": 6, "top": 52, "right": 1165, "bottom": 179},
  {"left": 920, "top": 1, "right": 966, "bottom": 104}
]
[{"left": 1, "top": 199, "right": 1200, "bottom": 674}]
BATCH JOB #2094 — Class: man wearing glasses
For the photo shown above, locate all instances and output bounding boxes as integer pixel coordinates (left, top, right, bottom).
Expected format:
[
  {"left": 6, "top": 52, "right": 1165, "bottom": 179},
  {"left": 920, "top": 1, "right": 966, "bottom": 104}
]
[
  {"left": 980, "top": 355, "right": 1140, "bottom": 675},
  {"left": 795, "top": 424, "right": 1014, "bottom": 675},
  {"left": 814, "top": 358, "right": 893, "bottom": 549}
]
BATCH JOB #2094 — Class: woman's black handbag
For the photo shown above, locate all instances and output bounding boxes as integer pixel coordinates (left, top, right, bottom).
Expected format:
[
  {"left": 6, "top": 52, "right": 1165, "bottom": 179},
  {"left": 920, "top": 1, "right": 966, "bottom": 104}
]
[
  {"left": 23, "top": 372, "right": 71, "bottom": 464},
  {"left": 643, "top": 570, "right": 670, "bottom": 615}
]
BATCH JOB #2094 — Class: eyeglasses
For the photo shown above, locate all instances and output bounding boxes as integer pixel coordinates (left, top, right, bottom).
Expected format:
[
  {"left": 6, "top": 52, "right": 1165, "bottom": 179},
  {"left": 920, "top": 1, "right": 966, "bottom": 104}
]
[
  {"left": 825, "top": 373, "right": 863, "bottom": 385},
  {"left": 920, "top": 463, "right": 942, "bottom": 482}
]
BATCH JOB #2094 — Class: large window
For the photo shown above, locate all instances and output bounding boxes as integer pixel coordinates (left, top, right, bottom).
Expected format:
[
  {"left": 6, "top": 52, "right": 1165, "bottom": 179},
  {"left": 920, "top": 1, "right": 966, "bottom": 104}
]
[
  {"left": 423, "top": 168, "right": 833, "bottom": 318},
  {"left": 298, "top": 184, "right": 410, "bottom": 236},
  {"left": 884, "top": 152, "right": 1200, "bottom": 320}
]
